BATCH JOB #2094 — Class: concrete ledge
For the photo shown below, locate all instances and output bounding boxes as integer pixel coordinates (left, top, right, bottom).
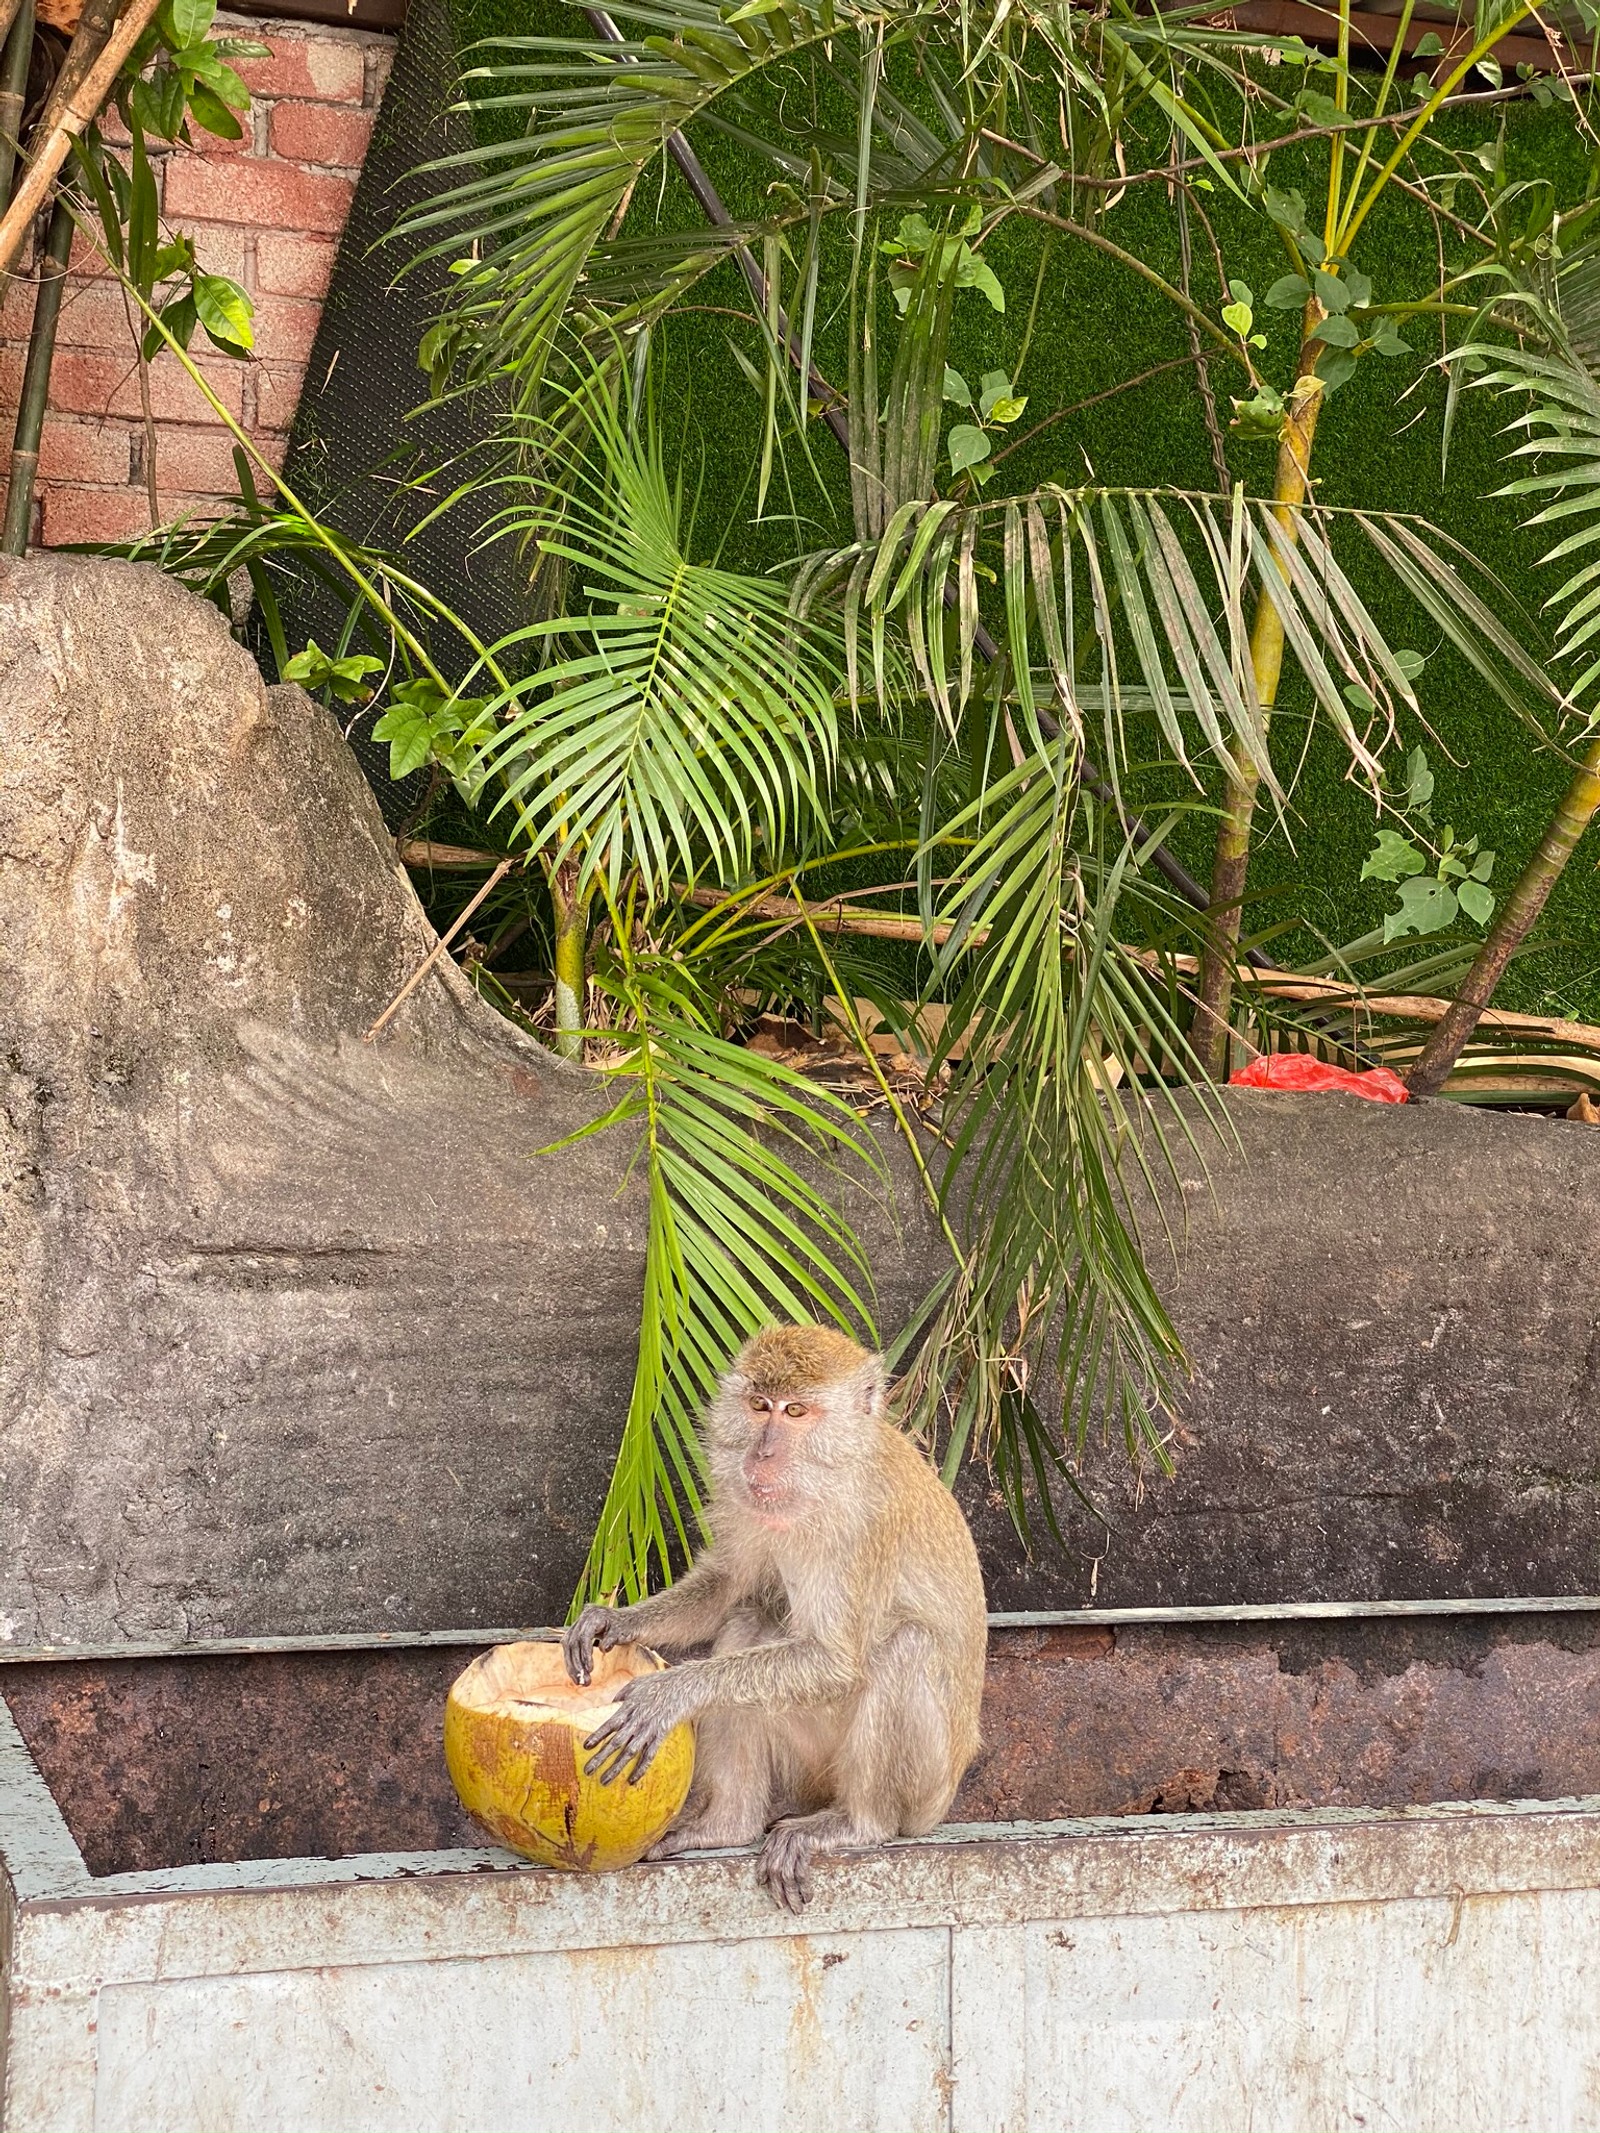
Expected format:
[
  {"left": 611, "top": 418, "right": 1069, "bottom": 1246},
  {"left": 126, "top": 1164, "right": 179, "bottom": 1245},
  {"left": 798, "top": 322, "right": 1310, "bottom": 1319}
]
[{"left": 3, "top": 1661, "right": 1599, "bottom": 2133}]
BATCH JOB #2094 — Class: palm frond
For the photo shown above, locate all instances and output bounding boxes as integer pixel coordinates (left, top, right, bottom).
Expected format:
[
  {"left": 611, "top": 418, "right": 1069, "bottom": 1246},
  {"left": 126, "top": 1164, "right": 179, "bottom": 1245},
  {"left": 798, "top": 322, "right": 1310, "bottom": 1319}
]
[
  {"left": 393, "top": 0, "right": 1308, "bottom": 399},
  {"left": 794, "top": 483, "right": 1562, "bottom": 785},
  {"left": 894, "top": 736, "right": 1219, "bottom": 1484},
  {"left": 570, "top": 939, "right": 883, "bottom": 1607},
  {"left": 472, "top": 374, "right": 842, "bottom": 902},
  {"left": 1453, "top": 255, "right": 1600, "bottom": 717}
]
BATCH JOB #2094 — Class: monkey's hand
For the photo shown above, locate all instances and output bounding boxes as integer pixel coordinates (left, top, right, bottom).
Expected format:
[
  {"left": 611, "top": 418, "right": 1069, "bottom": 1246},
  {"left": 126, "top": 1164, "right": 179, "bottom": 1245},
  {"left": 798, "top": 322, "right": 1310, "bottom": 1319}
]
[
  {"left": 562, "top": 1604, "right": 622, "bottom": 1687},
  {"left": 583, "top": 1670, "right": 690, "bottom": 1786}
]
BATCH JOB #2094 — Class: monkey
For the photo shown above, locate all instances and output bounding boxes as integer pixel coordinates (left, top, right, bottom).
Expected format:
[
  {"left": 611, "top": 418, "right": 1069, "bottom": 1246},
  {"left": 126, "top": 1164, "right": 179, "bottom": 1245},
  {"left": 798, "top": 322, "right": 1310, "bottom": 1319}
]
[{"left": 563, "top": 1323, "right": 988, "bottom": 1912}]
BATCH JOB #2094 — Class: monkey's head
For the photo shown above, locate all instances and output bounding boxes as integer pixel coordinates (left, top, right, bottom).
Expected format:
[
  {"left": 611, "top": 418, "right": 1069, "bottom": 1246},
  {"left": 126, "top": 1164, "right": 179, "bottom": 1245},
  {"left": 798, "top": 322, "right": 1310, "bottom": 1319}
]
[{"left": 709, "top": 1325, "right": 885, "bottom": 1529}]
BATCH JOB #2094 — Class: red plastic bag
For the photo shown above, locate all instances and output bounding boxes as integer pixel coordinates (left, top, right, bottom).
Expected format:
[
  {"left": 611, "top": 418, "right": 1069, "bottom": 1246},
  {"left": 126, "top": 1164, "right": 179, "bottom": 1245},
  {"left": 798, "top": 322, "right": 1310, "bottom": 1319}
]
[{"left": 1229, "top": 1053, "right": 1410, "bottom": 1104}]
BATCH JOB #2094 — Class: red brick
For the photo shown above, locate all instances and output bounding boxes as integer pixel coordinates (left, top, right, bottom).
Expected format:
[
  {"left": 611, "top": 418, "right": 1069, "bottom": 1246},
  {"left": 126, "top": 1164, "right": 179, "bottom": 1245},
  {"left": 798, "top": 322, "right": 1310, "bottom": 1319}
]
[
  {"left": 52, "top": 279, "right": 141, "bottom": 355},
  {"left": 137, "top": 422, "right": 248, "bottom": 495},
  {"left": 149, "top": 489, "right": 236, "bottom": 526},
  {"left": 0, "top": 278, "right": 35, "bottom": 337},
  {"left": 253, "top": 359, "right": 306, "bottom": 432},
  {"left": 252, "top": 294, "right": 321, "bottom": 365},
  {"left": 267, "top": 100, "right": 374, "bottom": 169},
  {"left": 181, "top": 111, "right": 256, "bottom": 158},
  {"left": 248, "top": 430, "right": 289, "bottom": 471},
  {"left": 47, "top": 347, "right": 247, "bottom": 424},
  {"left": 67, "top": 229, "right": 121, "bottom": 278},
  {"left": 256, "top": 230, "right": 337, "bottom": 300},
  {"left": 165, "top": 156, "right": 355, "bottom": 237},
  {"left": 40, "top": 484, "right": 238, "bottom": 545},
  {"left": 234, "top": 31, "right": 367, "bottom": 105},
  {"left": 186, "top": 223, "right": 251, "bottom": 282},
  {"left": 38, "top": 419, "right": 133, "bottom": 486},
  {"left": 38, "top": 484, "right": 156, "bottom": 544}
]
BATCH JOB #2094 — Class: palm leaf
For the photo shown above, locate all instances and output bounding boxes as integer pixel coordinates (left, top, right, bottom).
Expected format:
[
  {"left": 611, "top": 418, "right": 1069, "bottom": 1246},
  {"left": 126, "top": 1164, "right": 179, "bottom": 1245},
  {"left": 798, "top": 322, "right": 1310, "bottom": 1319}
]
[
  {"left": 1451, "top": 251, "right": 1600, "bottom": 719},
  {"left": 891, "top": 732, "right": 1220, "bottom": 1486},
  {"left": 471, "top": 373, "right": 842, "bottom": 901},
  {"left": 392, "top": 0, "right": 1310, "bottom": 400},
  {"left": 571, "top": 940, "right": 883, "bottom": 1607},
  {"left": 797, "top": 483, "right": 1561, "bottom": 788}
]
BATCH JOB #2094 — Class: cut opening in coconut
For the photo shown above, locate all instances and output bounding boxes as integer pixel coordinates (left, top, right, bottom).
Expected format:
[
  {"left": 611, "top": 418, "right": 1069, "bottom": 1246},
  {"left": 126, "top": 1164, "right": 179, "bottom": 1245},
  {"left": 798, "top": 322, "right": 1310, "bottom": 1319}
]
[{"left": 451, "top": 1639, "right": 660, "bottom": 1722}]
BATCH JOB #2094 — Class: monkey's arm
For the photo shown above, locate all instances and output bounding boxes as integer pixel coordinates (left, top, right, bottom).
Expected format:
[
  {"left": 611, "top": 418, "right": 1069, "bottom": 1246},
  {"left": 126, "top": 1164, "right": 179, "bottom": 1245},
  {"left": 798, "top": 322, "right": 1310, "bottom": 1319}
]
[
  {"left": 562, "top": 1554, "right": 734, "bottom": 1684},
  {"left": 675, "top": 1634, "right": 856, "bottom": 1709},
  {"left": 583, "top": 1630, "right": 858, "bottom": 1782}
]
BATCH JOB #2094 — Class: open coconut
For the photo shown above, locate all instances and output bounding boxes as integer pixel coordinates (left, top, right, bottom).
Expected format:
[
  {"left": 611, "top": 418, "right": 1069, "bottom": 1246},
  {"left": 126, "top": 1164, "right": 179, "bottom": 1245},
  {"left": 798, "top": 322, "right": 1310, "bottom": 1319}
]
[{"left": 444, "top": 1641, "right": 694, "bottom": 1872}]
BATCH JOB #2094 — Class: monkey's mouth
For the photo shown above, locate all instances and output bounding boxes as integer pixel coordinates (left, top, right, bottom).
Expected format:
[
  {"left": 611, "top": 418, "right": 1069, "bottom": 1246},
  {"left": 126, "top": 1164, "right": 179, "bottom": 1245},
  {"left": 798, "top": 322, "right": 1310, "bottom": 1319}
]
[{"left": 744, "top": 1474, "right": 794, "bottom": 1517}]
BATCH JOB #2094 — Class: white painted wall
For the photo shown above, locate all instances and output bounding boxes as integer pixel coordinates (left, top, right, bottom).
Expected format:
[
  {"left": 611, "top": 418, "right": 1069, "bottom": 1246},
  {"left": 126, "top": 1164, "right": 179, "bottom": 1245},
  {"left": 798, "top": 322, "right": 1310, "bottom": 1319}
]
[{"left": 3, "top": 1692, "right": 1599, "bottom": 2133}]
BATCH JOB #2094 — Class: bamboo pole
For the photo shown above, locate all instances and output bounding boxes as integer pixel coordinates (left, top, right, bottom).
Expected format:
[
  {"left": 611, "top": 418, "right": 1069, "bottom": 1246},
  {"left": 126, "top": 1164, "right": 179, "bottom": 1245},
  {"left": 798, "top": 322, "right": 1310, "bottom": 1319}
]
[
  {"left": 28, "top": 0, "right": 119, "bottom": 156},
  {"left": 0, "top": 190, "right": 70, "bottom": 553},
  {"left": 0, "top": 0, "right": 35, "bottom": 209},
  {"left": 1194, "top": 337, "right": 1326, "bottom": 1081},
  {"left": 0, "top": 0, "right": 160, "bottom": 288}
]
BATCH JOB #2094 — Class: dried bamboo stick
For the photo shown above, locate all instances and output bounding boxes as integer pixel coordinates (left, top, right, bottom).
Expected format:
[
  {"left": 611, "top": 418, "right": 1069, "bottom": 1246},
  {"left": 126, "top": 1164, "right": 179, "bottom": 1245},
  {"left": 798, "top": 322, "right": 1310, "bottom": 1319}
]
[{"left": 0, "top": 0, "right": 161, "bottom": 286}]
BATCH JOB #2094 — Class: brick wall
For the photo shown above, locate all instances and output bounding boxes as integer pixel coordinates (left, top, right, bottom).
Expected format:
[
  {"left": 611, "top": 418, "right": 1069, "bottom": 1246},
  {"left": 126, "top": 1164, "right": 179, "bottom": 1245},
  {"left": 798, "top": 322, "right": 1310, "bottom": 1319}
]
[{"left": 0, "top": 12, "right": 392, "bottom": 547}]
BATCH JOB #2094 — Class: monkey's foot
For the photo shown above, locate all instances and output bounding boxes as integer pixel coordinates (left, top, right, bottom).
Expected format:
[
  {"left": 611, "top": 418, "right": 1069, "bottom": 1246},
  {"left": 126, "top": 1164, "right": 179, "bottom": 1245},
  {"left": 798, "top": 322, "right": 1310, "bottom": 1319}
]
[
  {"left": 646, "top": 1812, "right": 763, "bottom": 1860},
  {"left": 758, "top": 1816, "right": 829, "bottom": 1912},
  {"left": 645, "top": 1825, "right": 705, "bottom": 1861}
]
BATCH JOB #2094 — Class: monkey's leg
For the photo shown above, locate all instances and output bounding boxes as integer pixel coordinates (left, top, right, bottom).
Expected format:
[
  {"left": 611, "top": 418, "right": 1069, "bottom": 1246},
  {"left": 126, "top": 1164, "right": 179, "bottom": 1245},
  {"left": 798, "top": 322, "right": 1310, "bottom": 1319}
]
[
  {"left": 646, "top": 1609, "right": 795, "bottom": 1859},
  {"left": 758, "top": 1625, "right": 957, "bottom": 1912}
]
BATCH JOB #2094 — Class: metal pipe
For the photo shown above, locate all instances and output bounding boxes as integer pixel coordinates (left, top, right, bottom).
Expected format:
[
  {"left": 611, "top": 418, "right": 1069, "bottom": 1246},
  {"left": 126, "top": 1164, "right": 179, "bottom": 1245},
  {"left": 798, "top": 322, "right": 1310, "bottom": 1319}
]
[
  {"left": 1, "top": 189, "right": 71, "bottom": 555},
  {"left": 1, "top": 1592, "right": 1595, "bottom": 1662}
]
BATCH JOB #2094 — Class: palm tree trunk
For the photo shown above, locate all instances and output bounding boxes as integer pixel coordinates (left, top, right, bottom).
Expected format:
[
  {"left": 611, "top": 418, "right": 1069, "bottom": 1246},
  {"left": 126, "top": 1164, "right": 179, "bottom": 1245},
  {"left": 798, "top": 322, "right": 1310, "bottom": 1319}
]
[
  {"left": 1405, "top": 733, "right": 1600, "bottom": 1097},
  {"left": 550, "top": 858, "right": 588, "bottom": 1062},
  {"left": 1195, "top": 328, "right": 1325, "bottom": 1081}
]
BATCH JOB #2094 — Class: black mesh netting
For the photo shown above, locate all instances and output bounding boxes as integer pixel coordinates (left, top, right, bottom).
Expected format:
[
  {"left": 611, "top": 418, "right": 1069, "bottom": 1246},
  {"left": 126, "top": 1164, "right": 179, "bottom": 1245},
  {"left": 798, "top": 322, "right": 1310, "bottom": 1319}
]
[{"left": 276, "top": 0, "right": 523, "bottom": 826}]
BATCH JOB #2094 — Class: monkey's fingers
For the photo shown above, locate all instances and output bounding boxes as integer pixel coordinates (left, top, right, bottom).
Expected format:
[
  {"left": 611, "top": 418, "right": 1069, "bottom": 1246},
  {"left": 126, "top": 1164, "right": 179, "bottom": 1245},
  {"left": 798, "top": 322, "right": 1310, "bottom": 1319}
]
[
  {"left": 583, "top": 1738, "right": 634, "bottom": 1785},
  {"left": 758, "top": 1830, "right": 814, "bottom": 1913},
  {"left": 583, "top": 1710, "right": 646, "bottom": 1782},
  {"left": 562, "top": 1605, "right": 610, "bottom": 1685},
  {"left": 624, "top": 1733, "right": 663, "bottom": 1784}
]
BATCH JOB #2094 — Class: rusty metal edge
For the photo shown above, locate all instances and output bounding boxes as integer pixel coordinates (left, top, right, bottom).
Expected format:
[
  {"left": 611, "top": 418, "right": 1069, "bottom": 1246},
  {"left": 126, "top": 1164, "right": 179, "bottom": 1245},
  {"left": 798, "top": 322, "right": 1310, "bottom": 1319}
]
[{"left": 0, "top": 1594, "right": 1597, "bottom": 1664}]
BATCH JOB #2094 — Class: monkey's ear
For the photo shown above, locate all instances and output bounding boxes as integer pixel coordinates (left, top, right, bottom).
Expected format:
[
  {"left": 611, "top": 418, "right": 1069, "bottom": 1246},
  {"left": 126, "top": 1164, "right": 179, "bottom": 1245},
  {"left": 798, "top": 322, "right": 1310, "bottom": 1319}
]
[{"left": 862, "top": 1361, "right": 887, "bottom": 1419}]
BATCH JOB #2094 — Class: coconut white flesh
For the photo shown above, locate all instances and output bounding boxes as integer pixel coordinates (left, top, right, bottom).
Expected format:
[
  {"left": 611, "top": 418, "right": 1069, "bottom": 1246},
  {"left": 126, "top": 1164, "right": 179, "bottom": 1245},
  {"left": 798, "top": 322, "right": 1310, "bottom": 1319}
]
[{"left": 453, "top": 1639, "right": 661, "bottom": 1724}]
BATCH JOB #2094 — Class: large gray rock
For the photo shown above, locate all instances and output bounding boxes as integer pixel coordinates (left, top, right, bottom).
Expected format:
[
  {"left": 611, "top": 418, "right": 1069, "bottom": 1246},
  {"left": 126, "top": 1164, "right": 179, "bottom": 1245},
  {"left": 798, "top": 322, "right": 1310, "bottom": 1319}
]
[
  {"left": 971, "top": 1092, "right": 1600, "bottom": 1609},
  {"left": 2, "top": 553, "right": 1597, "bottom": 1646},
  {"left": 0, "top": 555, "right": 936, "bottom": 1645}
]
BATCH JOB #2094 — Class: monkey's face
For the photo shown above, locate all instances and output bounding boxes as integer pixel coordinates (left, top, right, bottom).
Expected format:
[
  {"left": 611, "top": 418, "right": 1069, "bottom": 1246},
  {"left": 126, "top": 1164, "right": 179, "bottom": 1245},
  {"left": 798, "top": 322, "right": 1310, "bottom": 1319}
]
[{"left": 736, "top": 1390, "right": 819, "bottom": 1526}]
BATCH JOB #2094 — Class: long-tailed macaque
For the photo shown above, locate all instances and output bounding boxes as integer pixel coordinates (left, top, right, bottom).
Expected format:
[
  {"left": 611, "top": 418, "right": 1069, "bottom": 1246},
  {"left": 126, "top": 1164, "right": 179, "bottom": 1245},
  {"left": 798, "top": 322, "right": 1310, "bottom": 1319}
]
[{"left": 563, "top": 1324, "right": 988, "bottom": 1911}]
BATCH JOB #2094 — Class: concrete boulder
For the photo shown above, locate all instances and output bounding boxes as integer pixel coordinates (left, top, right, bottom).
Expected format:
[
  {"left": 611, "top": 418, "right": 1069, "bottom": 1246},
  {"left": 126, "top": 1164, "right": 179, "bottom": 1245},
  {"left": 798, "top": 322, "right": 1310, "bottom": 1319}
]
[{"left": 1, "top": 553, "right": 1596, "bottom": 1645}]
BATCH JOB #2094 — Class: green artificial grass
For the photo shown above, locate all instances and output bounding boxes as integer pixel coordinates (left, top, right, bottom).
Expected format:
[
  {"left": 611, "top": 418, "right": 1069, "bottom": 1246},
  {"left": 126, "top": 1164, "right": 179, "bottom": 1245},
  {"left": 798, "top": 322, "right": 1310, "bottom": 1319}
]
[{"left": 443, "top": 0, "right": 1600, "bottom": 1021}]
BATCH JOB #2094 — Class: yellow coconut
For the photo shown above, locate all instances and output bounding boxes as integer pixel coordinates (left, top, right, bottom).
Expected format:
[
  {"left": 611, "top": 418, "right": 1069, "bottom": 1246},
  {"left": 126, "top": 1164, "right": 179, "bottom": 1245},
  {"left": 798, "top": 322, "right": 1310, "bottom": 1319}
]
[{"left": 444, "top": 1640, "right": 694, "bottom": 1873}]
